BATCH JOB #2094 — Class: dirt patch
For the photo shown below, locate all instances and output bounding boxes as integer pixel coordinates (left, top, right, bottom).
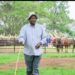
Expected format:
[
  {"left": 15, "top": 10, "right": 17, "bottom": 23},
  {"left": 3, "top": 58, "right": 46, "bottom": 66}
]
[{"left": 0, "top": 58, "right": 75, "bottom": 70}]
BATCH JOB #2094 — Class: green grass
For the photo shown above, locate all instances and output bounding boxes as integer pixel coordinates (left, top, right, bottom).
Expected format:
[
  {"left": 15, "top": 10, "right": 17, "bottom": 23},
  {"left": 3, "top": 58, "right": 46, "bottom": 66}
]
[
  {"left": 42, "top": 52, "right": 75, "bottom": 58},
  {"left": 0, "top": 53, "right": 24, "bottom": 64},
  {"left": 0, "top": 67, "right": 75, "bottom": 75},
  {"left": 0, "top": 52, "right": 75, "bottom": 64},
  {"left": 0, "top": 50, "right": 75, "bottom": 75}
]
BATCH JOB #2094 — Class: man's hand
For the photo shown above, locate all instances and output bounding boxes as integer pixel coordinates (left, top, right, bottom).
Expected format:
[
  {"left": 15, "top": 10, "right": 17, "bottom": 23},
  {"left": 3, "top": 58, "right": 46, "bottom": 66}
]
[
  {"left": 18, "top": 39, "right": 24, "bottom": 45},
  {"left": 19, "top": 41, "right": 24, "bottom": 45},
  {"left": 35, "top": 42, "right": 42, "bottom": 49}
]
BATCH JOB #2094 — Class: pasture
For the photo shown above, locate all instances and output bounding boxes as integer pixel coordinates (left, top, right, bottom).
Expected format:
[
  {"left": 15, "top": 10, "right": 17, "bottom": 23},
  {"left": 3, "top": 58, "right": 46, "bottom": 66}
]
[
  {"left": 0, "top": 47, "right": 75, "bottom": 75},
  {"left": 0, "top": 1, "right": 75, "bottom": 75}
]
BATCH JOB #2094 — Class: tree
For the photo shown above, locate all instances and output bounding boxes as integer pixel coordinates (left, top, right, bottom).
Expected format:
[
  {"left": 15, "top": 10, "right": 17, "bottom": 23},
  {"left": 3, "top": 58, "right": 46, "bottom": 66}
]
[{"left": 0, "top": 1, "right": 73, "bottom": 36}]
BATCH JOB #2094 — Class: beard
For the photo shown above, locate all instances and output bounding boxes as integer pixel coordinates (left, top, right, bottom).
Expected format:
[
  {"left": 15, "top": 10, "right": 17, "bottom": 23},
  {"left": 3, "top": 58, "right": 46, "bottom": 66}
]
[{"left": 30, "top": 22, "right": 36, "bottom": 26}]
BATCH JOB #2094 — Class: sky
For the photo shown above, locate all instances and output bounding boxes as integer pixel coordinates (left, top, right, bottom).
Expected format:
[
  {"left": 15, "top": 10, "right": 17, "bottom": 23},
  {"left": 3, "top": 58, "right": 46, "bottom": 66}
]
[{"left": 68, "top": 1, "right": 75, "bottom": 20}]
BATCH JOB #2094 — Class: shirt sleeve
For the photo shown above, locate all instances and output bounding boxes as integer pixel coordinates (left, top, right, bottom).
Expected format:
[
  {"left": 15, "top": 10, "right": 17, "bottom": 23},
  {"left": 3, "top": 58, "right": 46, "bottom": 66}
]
[
  {"left": 18, "top": 26, "right": 26, "bottom": 45},
  {"left": 40, "top": 26, "right": 48, "bottom": 45}
]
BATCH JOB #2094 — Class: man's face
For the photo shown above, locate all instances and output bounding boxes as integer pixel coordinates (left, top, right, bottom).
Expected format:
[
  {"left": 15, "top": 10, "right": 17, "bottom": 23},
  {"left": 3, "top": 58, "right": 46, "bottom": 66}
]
[{"left": 29, "top": 15, "right": 37, "bottom": 25}]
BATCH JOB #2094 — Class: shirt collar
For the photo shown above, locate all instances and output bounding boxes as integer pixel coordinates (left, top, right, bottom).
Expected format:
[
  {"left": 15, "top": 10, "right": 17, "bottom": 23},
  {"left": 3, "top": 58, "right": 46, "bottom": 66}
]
[{"left": 29, "top": 23, "right": 37, "bottom": 28}]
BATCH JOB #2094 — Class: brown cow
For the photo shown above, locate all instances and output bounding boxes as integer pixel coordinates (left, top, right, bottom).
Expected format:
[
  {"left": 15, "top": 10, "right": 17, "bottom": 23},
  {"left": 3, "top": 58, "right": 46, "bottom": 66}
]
[
  {"left": 52, "top": 37, "right": 73, "bottom": 53},
  {"left": 72, "top": 39, "right": 75, "bottom": 52},
  {"left": 52, "top": 37, "right": 63, "bottom": 53}
]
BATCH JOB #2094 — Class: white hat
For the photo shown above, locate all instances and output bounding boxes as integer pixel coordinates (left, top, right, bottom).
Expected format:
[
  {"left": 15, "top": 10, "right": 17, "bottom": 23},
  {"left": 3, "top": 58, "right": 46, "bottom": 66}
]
[{"left": 28, "top": 12, "right": 37, "bottom": 20}]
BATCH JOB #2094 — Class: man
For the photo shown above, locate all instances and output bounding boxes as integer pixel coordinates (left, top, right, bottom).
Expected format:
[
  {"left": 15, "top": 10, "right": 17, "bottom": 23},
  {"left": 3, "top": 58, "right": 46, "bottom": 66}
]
[{"left": 18, "top": 12, "right": 50, "bottom": 75}]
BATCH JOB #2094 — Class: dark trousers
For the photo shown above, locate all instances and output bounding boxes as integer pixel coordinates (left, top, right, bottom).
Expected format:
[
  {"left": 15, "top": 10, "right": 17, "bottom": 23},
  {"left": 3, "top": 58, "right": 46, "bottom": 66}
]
[{"left": 24, "top": 54, "right": 41, "bottom": 75}]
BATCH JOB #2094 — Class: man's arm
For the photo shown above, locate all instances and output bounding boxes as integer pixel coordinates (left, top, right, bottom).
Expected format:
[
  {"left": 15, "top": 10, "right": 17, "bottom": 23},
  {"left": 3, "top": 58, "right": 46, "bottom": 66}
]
[
  {"left": 40, "top": 26, "right": 51, "bottom": 45},
  {"left": 18, "top": 26, "right": 26, "bottom": 45},
  {"left": 35, "top": 26, "right": 51, "bottom": 49}
]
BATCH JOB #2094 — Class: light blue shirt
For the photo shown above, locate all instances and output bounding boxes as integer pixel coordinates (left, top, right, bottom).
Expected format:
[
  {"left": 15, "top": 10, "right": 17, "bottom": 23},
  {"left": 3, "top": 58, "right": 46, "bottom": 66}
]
[{"left": 18, "top": 23, "right": 48, "bottom": 56}]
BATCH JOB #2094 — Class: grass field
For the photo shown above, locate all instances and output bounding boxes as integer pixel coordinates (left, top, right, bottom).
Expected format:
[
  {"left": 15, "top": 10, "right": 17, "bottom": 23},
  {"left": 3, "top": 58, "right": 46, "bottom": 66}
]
[
  {"left": 0, "top": 52, "right": 75, "bottom": 64},
  {"left": 0, "top": 50, "right": 75, "bottom": 75},
  {"left": 0, "top": 66, "right": 75, "bottom": 75}
]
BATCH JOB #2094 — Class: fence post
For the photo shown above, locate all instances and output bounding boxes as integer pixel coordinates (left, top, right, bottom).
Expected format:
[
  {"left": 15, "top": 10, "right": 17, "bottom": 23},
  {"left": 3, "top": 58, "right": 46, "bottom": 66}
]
[
  {"left": 44, "top": 46, "right": 46, "bottom": 53},
  {"left": 14, "top": 38, "right": 15, "bottom": 53}
]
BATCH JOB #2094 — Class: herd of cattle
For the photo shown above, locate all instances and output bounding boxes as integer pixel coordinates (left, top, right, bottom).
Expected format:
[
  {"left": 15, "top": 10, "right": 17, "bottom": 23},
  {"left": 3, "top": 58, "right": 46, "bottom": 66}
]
[
  {"left": 51, "top": 36, "right": 75, "bottom": 53},
  {"left": 0, "top": 36, "right": 75, "bottom": 53}
]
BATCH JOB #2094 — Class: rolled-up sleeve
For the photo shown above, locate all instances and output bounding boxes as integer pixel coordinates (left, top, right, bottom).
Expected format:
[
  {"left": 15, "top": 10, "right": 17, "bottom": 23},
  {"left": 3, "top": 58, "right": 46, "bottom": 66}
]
[{"left": 18, "top": 26, "right": 26, "bottom": 45}]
